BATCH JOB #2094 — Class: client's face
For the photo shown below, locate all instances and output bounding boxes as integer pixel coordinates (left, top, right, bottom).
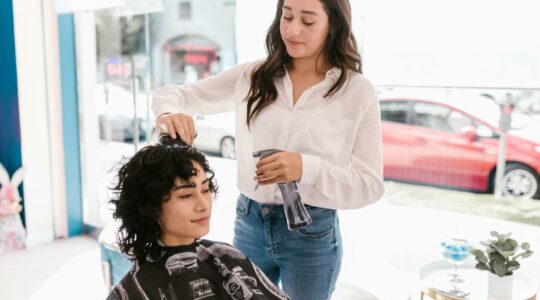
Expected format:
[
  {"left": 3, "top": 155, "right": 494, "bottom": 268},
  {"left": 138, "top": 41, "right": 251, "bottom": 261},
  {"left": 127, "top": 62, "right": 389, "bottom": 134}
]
[{"left": 159, "top": 162, "right": 212, "bottom": 246}]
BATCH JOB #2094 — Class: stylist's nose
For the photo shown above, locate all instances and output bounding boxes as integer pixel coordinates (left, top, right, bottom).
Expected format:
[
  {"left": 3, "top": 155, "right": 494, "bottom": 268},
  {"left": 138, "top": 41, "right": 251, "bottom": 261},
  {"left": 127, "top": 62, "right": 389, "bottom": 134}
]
[{"left": 287, "top": 20, "right": 301, "bottom": 36}]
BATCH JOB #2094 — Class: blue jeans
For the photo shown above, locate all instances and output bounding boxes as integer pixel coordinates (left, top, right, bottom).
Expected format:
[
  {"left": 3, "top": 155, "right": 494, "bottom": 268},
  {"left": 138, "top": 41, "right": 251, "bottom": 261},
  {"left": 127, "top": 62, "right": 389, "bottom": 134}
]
[{"left": 233, "top": 194, "right": 342, "bottom": 300}]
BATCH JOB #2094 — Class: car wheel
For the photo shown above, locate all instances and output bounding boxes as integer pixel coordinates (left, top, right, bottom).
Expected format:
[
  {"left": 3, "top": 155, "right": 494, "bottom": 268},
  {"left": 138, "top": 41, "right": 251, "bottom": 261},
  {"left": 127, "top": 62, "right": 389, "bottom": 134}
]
[
  {"left": 500, "top": 163, "right": 540, "bottom": 199},
  {"left": 220, "top": 137, "right": 236, "bottom": 159}
]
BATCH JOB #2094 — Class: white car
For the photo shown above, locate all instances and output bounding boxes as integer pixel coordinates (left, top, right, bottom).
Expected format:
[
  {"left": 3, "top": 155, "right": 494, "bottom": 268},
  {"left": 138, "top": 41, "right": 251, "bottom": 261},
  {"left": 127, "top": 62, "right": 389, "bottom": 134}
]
[
  {"left": 94, "top": 83, "right": 154, "bottom": 143},
  {"left": 193, "top": 111, "right": 236, "bottom": 159}
]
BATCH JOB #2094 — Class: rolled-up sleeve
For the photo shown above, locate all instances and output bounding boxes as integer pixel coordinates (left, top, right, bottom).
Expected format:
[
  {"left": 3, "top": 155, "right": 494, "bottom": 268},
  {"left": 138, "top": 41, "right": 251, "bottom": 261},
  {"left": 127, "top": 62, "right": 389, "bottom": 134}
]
[{"left": 151, "top": 62, "right": 253, "bottom": 117}]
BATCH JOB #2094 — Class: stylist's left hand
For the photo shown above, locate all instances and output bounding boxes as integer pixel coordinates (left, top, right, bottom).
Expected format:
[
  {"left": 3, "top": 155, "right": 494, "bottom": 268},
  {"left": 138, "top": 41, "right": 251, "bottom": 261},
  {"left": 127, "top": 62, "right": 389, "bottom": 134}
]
[{"left": 254, "top": 152, "right": 302, "bottom": 185}]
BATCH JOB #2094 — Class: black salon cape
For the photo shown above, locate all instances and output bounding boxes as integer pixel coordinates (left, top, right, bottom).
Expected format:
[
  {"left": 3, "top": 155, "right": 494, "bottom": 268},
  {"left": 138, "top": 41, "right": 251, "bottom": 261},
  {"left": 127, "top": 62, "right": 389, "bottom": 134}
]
[{"left": 106, "top": 239, "right": 290, "bottom": 300}]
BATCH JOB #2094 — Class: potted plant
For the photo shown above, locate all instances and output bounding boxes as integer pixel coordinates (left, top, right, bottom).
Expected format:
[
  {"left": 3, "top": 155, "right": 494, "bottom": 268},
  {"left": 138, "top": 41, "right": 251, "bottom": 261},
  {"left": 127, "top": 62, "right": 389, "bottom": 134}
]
[{"left": 469, "top": 231, "right": 533, "bottom": 299}]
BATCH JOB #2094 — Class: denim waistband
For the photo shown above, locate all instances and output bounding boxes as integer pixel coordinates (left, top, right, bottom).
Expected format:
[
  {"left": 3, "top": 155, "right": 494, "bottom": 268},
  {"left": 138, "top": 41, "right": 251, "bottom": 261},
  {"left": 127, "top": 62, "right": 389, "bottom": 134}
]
[
  {"left": 239, "top": 193, "right": 285, "bottom": 215},
  {"left": 239, "top": 193, "right": 336, "bottom": 216}
]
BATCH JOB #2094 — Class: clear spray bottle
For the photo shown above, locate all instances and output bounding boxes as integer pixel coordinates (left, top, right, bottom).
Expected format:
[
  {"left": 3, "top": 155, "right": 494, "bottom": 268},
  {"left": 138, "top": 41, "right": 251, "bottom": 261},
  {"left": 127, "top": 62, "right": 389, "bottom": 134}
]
[{"left": 253, "top": 149, "right": 312, "bottom": 230}]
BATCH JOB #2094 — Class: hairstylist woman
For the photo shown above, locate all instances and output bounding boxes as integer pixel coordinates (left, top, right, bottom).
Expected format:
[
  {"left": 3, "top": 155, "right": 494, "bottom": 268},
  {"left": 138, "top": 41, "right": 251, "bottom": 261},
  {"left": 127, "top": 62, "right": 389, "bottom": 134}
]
[{"left": 152, "top": 1, "right": 385, "bottom": 299}]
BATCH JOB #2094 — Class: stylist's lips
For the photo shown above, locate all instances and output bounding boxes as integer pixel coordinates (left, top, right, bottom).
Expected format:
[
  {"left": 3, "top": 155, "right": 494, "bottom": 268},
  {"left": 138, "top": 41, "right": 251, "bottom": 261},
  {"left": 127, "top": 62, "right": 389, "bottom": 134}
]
[
  {"left": 286, "top": 39, "right": 303, "bottom": 46},
  {"left": 192, "top": 216, "right": 210, "bottom": 225}
]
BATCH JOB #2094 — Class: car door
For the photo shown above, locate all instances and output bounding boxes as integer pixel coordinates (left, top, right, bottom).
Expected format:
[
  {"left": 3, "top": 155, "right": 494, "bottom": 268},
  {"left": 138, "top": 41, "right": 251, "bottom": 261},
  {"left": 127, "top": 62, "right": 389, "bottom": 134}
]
[
  {"left": 380, "top": 100, "right": 420, "bottom": 181},
  {"left": 408, "top": 101, "right": 491, "bottom": 190}
]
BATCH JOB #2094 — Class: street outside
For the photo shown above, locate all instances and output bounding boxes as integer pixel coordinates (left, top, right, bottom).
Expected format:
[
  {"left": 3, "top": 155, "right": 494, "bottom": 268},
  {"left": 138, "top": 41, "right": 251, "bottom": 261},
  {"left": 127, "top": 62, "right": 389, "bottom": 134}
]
[{"left": 383, "top": 181, "right": 540, "bottom": 226}]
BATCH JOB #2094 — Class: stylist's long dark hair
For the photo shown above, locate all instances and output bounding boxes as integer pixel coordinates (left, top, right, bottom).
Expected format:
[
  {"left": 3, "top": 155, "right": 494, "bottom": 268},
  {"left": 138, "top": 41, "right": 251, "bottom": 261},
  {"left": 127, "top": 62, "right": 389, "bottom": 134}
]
[{"left": 245, "top": 0, "right": 361, "bottom": 127}]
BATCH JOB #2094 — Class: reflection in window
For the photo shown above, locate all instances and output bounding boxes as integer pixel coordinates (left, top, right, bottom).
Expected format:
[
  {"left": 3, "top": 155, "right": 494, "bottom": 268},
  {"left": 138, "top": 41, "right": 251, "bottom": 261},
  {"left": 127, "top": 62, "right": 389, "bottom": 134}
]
[
  {"left": 380, "top": 101, "right": 409, "bottom": 124},
  {"left": 476, "top": 124, "right": 496, "bottom": 138},
  {"left": 413, "top": 102, "right": 452, "bottom": 132},
  {"left": 179, "top": 2, "right": 191, "bottom": 20},
  {"left": 413, "top": 102, "right": 475, "bottom": 134},
  {"left": 447, "top": 110, "right": 473, "bottom": 134},
  {"left": 165, "top": 35, "right": 219, "bottom": 83}
]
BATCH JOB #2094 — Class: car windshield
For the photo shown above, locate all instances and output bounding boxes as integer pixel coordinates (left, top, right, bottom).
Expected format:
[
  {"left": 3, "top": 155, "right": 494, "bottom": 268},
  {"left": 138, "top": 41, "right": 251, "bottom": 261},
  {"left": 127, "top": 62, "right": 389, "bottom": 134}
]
[
  {"left": 439, "top": 96, "right": 535, "bottom": 130},
  {"left": 445, "top": 95, "right": 540, "bottom": 143}
]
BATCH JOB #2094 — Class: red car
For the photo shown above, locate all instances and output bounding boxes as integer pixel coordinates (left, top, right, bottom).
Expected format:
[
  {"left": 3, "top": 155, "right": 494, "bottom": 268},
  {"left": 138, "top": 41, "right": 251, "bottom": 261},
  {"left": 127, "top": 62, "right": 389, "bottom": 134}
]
[{"left": 379, "top": 91, "right": 540, "bottom": 199}]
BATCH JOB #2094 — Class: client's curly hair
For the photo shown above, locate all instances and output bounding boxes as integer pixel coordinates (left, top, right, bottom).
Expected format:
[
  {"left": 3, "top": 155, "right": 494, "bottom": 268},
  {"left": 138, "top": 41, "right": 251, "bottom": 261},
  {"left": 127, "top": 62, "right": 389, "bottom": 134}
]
[{"left": 110, "top": 134, "right": 218, "bottom": 263}]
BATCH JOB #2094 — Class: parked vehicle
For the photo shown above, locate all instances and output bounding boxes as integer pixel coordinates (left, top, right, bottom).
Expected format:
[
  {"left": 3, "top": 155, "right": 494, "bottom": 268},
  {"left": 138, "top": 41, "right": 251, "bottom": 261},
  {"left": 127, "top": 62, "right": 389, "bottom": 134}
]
[
  {"left": 94, "top": 83, "right": 154, "bottom": 143},
  {"left": 190, "top": 91, "right": 540, "bottom": 199},
  {"left": 379, "top": 91, "right": 540, "bottom": 199},
  {"left": 192, "top": 111, "right": 236, "bottom": 159}
]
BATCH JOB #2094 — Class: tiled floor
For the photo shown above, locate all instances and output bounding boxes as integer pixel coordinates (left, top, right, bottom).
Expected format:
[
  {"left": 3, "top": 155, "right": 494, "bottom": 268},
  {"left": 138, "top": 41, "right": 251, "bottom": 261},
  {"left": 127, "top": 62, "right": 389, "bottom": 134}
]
[{"left": 0, "top": 236, "right": 106, "bottom": 300}]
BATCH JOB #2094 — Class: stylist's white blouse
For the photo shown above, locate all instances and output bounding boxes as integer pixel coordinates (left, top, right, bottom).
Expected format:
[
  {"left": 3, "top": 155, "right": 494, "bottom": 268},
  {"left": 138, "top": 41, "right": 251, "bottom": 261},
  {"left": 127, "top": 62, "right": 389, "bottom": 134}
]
[{"left": 152, "top": 62, "right": 384, "bottom": 209}]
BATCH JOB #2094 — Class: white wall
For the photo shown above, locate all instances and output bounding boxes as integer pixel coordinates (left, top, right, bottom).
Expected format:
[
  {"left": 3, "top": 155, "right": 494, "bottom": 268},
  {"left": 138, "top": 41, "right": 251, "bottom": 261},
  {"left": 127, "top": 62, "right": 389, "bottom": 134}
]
[
  {"left": 235, "top": 0, "right": 540, "bottom": 89},
  {"left": 235, "top": 0, "right": 368, "bottom": 63},
  {"left": 235, "top": 0, "right": 276, "bottom": 63},
  {"left": 362, "top": 0, "right": 540, "bottom": 88},
  {"left": 12, "top": 0, "right": 67, "bottom": 246}
]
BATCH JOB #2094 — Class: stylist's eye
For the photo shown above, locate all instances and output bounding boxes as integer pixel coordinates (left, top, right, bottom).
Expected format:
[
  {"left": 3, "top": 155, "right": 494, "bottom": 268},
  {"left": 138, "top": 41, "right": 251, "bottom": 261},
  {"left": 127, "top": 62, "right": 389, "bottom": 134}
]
[
  {"left": 203, "top": 189, "right": 211, "bottom": 194},
  {"left": 283, "top": 15, "right": 293, "bottom": 21}
]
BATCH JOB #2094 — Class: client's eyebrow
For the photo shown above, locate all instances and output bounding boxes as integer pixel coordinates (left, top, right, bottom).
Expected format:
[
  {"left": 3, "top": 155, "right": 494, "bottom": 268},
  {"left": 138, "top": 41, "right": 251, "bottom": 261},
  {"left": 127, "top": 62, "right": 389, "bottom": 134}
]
[{"left": 173, "top": 178, "right": 210, "bottom": 190}]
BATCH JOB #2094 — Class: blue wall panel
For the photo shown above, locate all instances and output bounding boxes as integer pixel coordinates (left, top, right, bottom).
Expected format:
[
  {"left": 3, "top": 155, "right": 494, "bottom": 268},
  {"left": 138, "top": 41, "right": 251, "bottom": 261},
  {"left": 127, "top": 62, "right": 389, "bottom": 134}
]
[
  {"left": 0, "top": 0, "right": 25, "bottom": 225},
  {"left": 58, "top": 14, "right": 83, "bottom": 236}
]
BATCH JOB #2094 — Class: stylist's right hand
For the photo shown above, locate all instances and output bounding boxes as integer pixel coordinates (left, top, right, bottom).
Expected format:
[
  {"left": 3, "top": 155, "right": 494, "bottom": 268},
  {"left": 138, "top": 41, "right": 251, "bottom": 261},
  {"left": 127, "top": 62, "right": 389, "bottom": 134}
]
[{"left": 157, "top": 113, "right": 197, "bottom": 145}]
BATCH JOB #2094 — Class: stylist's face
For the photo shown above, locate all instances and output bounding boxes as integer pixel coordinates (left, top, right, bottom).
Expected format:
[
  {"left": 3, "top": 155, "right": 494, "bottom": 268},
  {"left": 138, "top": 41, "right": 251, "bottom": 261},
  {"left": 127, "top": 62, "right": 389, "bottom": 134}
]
[
  {"left": 159, "top": 162, "right": 212, "bottom": 246},
  {"left": 280, "top": 0, "right": 329, "bottom": 60}
]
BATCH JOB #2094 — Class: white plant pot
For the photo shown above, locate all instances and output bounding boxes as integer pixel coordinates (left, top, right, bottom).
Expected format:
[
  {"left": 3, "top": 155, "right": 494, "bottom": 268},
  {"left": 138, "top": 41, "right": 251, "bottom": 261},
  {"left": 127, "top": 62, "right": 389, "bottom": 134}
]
[{"left": 488, "top": 272, "right": 514, "bottom": 299}]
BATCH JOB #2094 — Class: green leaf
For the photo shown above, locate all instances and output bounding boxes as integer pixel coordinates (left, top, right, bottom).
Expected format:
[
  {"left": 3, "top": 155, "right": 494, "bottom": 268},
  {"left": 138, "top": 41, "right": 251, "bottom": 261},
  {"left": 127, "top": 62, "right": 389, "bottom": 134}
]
[
  {"left": 521, "top": 250, "right": 534, "bottom": 259},
  {"left": 491, "top": 253, "right": 507, "bottom": 277},
  {"left": 490, "top": 231, "right": 500, "bottom": 238},
  {"left": 507, "top": 260, "right": 520, "bottom": 272},
  {"left": 513, "top": 250, "right": 534, "bottom": 261},
  {"left": 501, "top": 239, "right": 518, "bottom": 251},
  {"left": 493, "top": 242, "right": 517, "bottom": 259},
  {"left": 475, "top": 262, "right": 490, "bottom": 271},
  {"left": 470, "top": 249, "right": 488, "bottom": 264},
  {"left": 521, "top": 242, "right": 530, "bottom": 250}
]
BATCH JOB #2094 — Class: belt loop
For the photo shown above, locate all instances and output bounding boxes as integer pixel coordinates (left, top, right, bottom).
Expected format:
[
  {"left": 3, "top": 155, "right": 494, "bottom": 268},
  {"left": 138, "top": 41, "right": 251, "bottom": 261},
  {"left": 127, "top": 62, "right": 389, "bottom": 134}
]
[{"left": 244, "top": 195, "right": 252, "bottom": 215}]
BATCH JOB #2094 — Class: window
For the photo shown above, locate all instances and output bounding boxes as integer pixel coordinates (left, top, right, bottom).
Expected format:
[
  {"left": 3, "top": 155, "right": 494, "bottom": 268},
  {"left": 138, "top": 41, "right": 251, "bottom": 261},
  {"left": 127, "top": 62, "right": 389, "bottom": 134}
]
[
  {"left": 413, "top": 102, "right": 475, "bottom": 134},
  {"left": 76, "top": 0, "right": 237, "bottom": 227},
  {"left": 179, "top": 2, "right": 191, "bottom": 20},
  {"left": 413, "top": 102, "right": 452, "bottom": 132},
  {"left": 380, "top": 101, "right": 409, "bottom": 124},
  {"left": 446, "top": 110, "right": 474, "bottom": 134}
]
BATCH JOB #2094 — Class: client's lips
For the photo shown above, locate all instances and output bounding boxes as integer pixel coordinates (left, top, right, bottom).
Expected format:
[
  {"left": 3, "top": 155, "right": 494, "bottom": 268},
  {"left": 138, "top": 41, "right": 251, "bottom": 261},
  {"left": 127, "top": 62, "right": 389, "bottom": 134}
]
[{"left": 191, "top": 216, "right": 210, "bottom": 224}]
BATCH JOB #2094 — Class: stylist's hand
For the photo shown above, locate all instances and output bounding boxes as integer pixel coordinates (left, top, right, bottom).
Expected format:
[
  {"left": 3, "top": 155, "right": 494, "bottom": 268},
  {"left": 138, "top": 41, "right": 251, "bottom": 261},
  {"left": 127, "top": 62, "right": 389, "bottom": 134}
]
[
  {"left": 254, "top": 152, "right": 302, "bottom": 185},
  {"left": 157, "top": 113, "right": 197, "bottom": 145}
]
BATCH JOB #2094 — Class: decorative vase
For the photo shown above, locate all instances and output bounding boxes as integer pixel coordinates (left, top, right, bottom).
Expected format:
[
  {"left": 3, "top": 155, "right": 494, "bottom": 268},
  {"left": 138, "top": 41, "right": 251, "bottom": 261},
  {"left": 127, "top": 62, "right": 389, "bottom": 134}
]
[{"left": 488, "top": 272, "right": 514, "bottom": 299}]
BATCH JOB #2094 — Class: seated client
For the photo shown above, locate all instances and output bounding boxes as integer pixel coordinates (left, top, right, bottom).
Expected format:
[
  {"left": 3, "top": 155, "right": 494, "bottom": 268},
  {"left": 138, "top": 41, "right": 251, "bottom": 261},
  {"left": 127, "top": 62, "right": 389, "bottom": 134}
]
[{"left": 107, "top": 135, "right": 289, "bottom": 300}]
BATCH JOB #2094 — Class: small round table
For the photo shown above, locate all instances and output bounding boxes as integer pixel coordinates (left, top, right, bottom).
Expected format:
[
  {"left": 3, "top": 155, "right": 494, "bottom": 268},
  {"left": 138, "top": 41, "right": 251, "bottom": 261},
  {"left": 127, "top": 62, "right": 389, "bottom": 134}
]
[{"left": 418, "top": 260, "right": 538, "bottom": 300}]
